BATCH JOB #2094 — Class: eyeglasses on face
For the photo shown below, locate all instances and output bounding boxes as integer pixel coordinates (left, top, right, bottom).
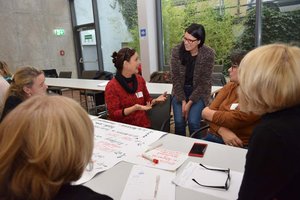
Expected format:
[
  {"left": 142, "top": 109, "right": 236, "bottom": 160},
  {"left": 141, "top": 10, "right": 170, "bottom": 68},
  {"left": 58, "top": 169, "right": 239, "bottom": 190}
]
[
  {"left": 231, "top": 63, "right": 239, "bottom": 69},
  {"left": 192, "top": 163, "right": 231, "bottom": 190},
  {"left": 182, "top": 36, "right": 198, "bottom": 44}
]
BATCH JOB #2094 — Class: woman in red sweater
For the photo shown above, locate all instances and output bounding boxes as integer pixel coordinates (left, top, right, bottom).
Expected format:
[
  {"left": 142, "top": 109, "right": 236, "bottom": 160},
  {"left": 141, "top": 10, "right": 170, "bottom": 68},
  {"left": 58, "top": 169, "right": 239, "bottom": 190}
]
[{"left": 105, "top": 47, "right": 167, "bottom": 128}]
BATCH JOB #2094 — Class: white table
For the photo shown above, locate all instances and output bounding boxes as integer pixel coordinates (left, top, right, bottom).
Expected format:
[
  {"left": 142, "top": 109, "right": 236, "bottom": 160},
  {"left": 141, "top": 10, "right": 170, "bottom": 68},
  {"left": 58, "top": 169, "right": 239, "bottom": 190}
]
[
  {"left": 46, "top": 78, "right": 222, "bottom": 95},
  {"left": 84, "top": 119, "right": 246, "bottom": 200},
  {"left": 46, "top": 78, "right": 173, "bottom": 95}
]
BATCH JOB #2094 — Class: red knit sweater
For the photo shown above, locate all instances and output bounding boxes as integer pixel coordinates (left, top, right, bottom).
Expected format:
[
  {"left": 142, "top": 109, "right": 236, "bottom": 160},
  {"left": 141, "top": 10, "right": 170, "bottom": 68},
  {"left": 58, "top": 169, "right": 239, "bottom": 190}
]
[{"left": 105, "top": 75, "right": 152, "bottom": 128}]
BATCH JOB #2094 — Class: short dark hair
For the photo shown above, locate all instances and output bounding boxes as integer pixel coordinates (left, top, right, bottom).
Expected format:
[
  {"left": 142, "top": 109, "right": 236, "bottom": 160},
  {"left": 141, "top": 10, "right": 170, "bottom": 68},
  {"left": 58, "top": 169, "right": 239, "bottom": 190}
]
[{"left": 230, "top": 49, "right": 248, "bottom": 66}]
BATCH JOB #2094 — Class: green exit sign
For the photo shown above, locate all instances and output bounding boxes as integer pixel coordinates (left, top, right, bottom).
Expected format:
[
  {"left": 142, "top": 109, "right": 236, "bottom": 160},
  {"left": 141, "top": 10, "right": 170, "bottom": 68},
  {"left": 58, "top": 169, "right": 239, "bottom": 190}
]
[{"left": 53, "top": 29, "right": 65, "bottom": 36}]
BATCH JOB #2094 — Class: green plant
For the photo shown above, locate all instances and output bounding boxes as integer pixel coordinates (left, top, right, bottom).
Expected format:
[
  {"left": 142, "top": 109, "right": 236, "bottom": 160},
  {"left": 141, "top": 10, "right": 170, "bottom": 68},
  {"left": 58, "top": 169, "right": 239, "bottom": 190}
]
[{"left": 235, "top": 7, "right": 300, "bottom": 51}]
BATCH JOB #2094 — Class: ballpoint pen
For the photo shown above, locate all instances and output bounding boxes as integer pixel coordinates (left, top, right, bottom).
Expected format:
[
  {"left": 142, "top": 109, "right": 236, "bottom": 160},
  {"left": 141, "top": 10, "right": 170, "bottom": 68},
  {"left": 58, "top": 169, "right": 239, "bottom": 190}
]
[{"left": 154, "top": 175, "right": 160, "bottom": 200}]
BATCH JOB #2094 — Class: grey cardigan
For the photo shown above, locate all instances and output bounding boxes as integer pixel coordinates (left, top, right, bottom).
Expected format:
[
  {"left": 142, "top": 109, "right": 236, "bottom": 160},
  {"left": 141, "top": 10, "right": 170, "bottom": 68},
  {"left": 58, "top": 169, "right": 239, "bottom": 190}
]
[{"left": 170, "top": 44, "right": 215, "bottom": 105}]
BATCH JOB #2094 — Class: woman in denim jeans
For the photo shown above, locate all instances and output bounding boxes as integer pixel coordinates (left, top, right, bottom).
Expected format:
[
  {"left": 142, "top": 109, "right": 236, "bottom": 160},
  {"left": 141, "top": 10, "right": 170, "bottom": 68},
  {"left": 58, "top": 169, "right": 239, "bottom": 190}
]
[{"left": 170, "top": 23, "right": 215, "bottom": 137}]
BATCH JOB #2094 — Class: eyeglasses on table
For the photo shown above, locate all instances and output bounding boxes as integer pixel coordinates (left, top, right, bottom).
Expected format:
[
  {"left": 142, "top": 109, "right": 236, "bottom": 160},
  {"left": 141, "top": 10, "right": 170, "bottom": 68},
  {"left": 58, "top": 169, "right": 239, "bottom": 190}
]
[{"left": 192, "top": 163, "right": 231, "bottom": 190}]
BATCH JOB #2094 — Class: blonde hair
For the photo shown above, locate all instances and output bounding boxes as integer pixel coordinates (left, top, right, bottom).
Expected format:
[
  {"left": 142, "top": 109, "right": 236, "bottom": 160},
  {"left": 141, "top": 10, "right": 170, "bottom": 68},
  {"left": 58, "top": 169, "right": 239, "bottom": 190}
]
[
  {"left": 0, "top": 60, "right": 12, "bottom": 77},
  {"left": 6, "top": 66, "right": 43, "bottom": 100},
  {"left": 238, "top": 43, "right": 300, "bottom": 115},
  {"left": 0, "top": 95, "right": 94, "bottom": 200}
]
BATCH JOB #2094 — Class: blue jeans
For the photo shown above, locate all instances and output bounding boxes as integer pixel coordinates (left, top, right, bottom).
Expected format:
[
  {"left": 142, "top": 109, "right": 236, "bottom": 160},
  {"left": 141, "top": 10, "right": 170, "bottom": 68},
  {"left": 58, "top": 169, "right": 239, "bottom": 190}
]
[
  {"left": 201, "top": 132, "right": 225, "bottom": 144},
  {"left": 172, "top": 87, "right": 205, "bottom": 137}
]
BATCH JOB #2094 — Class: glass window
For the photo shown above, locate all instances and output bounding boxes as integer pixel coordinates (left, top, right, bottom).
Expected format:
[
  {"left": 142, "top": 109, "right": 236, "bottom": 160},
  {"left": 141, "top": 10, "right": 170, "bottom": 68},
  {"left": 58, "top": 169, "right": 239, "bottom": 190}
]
[
  {"left": 161, "top": 0, "right": 247, "bottom": 72},
  {"left": 160, "top": 0, "right": 300, "bottom": 73},
  {"left": 97, "top": 0, "right": 139, "bottom": 73},
  {"left": 74, "top": 0, "right": 94, "bottom": 25},
  {"left": 239, "top": 0, "right": 300, "bottom": 50}
]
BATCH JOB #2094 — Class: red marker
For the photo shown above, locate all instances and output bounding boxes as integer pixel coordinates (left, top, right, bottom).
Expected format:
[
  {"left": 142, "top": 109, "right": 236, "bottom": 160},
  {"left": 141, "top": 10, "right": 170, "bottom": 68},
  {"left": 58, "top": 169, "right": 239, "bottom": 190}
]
[{"left": 142, "top": 153, "right": 159, "bottom": 164}]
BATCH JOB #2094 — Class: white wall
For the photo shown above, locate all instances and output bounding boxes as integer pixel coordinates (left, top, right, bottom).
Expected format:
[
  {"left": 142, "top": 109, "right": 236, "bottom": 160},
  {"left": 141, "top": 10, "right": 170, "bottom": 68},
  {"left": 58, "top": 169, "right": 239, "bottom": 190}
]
[
  {"left": 97, "top": 0, "right": 132, "bottom": 73},
  {"left": 137, "top": 0, "right": 159, "bottom": 81},
  {"left": 0, "top": 0, "right": 77, "bottom": 76}
]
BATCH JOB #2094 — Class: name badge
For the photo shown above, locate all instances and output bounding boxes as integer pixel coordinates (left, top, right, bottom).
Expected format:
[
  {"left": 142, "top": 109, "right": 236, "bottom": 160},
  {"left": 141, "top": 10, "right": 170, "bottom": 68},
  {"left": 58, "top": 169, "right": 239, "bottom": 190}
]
[
  {"left": 230, "top": 103, "right": 239, "bottom": 110},
  {"left": 135, "top": 91, "right": 143, "bottom": 98}
]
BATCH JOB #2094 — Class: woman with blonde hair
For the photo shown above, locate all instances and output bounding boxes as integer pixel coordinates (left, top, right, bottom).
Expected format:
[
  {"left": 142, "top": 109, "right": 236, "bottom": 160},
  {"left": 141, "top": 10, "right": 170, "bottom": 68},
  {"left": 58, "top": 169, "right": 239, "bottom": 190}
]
[
  {"left": 1, "top": 66, "right": 48, "bottom": 121},
  {"left": 237, "top": 43, "right": 300, "bottom": 199},
  {"left": 0, "top": 95, "right": 112, "bottom": 200}
]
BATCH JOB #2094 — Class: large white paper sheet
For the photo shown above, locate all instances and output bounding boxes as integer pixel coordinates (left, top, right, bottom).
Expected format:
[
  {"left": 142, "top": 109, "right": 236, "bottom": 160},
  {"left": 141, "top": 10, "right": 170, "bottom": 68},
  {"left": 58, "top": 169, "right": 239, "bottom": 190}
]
[
  {"left": 75, "top": 119, "right": 167, "bottom": 184},
  {"left": 173, "top": 161, "right": 243, "bottom": 200},
  {"left": 121, "top": 165, "right": 176, "bottom": 200}
]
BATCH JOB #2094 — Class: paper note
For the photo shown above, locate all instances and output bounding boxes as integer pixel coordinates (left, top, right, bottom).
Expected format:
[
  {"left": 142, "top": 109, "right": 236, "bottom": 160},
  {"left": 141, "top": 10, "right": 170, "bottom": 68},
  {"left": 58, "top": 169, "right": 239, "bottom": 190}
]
[
  {"left": 120, "top": 165, "right": 176, "bottom": 200},
  {"left": 97, "top": 81, "right": 108, "bottom": 87},
  {"left": 125, "top": 146, "right": 188, "bottom": 171}
]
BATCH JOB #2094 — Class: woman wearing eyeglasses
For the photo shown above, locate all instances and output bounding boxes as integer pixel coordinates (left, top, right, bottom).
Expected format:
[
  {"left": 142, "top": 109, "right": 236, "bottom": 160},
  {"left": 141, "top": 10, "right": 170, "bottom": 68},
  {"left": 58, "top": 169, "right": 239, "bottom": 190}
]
[
  {"left": 105, "top": 47, "right": 167, "bottom": 128},
  {"left": 170, "top": 23, "right": 215, "bottom": 137},
  {"left": 201, "top": 50, "right": 260, "bottom": 147}
]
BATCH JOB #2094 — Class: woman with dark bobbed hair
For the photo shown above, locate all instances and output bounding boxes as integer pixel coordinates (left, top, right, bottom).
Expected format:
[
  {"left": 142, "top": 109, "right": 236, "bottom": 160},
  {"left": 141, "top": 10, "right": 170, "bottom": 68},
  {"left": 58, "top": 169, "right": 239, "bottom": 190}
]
[
  {"left": 170, "top": 23, "right": 215, "bottom": 137},
  {"left": 105, "top": 47, "right": 167, "bottom": 128}
]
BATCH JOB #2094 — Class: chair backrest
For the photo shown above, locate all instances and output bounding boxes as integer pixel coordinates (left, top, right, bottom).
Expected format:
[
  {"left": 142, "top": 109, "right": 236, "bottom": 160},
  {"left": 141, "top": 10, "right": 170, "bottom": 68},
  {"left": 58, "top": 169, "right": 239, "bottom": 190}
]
[
  {"left": 43, "top": 69, "right": 58, "bottom": 78},
  {"left": 94, "top": 71, "right": 114, "bottom": 80},
  {"left": 148, "top": 94, "right": 171, "bottom": 132},
  {"left": 213, "top": 64, "right": 224, "bottom": 73},
  {"left": 81, "top": 70, "right": 99, "bottom": 79},
  {"left": 212, "top": 72, "right": 227, "bottom": 86},
  {"left": 150, "top": 71, "right": 171, "bottom": 83},
  {"left": 59, "top": 71, "right": 72, "bottom": 78}
]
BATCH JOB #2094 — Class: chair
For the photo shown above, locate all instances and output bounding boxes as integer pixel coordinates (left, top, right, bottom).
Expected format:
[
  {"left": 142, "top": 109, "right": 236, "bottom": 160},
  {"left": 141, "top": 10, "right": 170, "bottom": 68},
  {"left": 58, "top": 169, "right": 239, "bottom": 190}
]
[
  {"left": 58, "top": 71, "right": 72, "bottom": 78},
  {"left": 189, "top": 123, "right": 210, "bottom": 138},
  {"left": 213, "top": 64, "right": 224, "bottom": 73},
  {"left": 150, "top": 71, "right": 171, "bottom": 83},
  {"left": 148, "top": 94, "right": 172, "bottom": 132},
  {"left": 43, "top": 69, "right": 58, "bottom": 78},
  {"left": 212, "top": 72, "right": 227, "bottom": 86},
  {"left": 80, "top": 70, "right": 113, "bottom": 115},
  {"left": 47, "top": 71, "right": 72, "bottom": 95}
]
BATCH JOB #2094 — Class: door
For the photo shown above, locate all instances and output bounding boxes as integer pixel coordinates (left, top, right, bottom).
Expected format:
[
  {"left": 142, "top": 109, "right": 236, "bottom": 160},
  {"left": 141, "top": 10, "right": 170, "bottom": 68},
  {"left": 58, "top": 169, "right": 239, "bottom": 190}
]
[{"left": 78, "top": 29, "right": 99, "bottom": 71}]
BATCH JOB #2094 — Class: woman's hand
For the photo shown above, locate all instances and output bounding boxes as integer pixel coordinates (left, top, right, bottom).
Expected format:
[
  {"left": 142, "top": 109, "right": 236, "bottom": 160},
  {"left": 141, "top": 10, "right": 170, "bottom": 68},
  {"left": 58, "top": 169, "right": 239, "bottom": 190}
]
[
  {"left": 151, "top": 92, "right": 167, "bottom": 106},
  {"left": 182, "top": 100, "right": 187, "bottom": 118},
  {"left": 202, "top": 107, "right": 216, "bottom": 121},
  {"left": 135, "top": 101, "right": 152, "bottom": 111},
  {"left": 124, "top": 102, "right": 152, "bottom": 116},
  {"left": 184, "top": 100, "right": 193, "bottom": 120},
  {"left": 218, "top": 127, "right": 243, "bottom": 147}
]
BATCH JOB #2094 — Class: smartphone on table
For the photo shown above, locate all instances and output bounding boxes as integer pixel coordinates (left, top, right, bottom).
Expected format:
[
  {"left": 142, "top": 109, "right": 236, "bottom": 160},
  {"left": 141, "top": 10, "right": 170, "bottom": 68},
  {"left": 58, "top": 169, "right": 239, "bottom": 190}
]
[{"left": 188, "top": 143, "right": 207, "bottom": 157}]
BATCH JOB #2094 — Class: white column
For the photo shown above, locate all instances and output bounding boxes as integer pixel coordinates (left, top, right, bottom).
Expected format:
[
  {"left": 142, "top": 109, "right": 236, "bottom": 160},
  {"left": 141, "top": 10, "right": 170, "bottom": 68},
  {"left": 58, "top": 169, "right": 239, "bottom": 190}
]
[{"left": 137, "top": 0, "right": 158, "bottom": 81}]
